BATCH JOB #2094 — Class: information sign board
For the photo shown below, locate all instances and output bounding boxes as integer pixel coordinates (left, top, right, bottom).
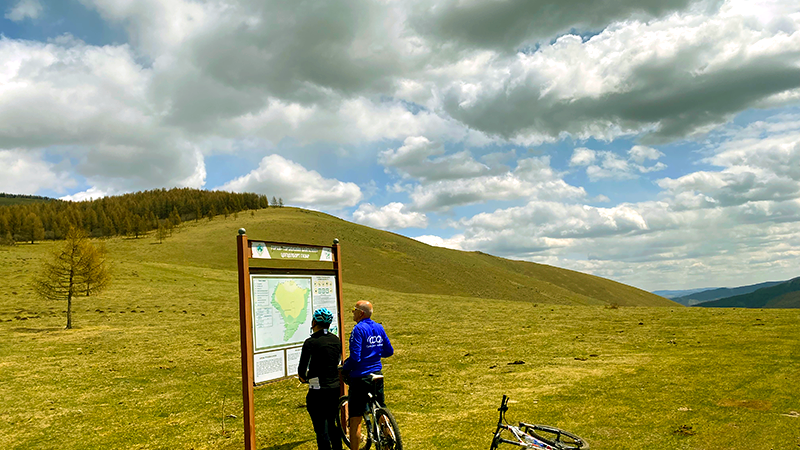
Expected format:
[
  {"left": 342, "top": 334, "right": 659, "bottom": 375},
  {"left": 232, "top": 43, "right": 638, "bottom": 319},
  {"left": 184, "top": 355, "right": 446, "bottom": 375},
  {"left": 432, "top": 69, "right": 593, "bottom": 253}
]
[
  {"left": 250, "top": 274, "right": 340, "bottom": 383},
  {"left": 236, "top": 231, "right": 346, "bottom": 450}
]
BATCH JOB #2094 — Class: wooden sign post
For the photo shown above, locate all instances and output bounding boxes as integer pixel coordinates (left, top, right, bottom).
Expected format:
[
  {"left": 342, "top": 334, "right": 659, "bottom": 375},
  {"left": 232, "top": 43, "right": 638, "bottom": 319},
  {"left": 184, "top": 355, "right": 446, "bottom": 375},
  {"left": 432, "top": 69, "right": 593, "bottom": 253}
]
[{"left": 235, "top": 229, "right": 346, "bottom": 450}]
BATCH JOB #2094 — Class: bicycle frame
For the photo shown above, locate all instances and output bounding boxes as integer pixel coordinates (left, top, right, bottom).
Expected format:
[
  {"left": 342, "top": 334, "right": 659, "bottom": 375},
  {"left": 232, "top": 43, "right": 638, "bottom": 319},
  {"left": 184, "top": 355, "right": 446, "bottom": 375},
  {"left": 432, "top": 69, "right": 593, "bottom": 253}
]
[
  {"left": 340, "top": 373, "right": 402, "bottom": 450},
  {"left": 490, "top": 395, "right": 588, "bottom": 450}
]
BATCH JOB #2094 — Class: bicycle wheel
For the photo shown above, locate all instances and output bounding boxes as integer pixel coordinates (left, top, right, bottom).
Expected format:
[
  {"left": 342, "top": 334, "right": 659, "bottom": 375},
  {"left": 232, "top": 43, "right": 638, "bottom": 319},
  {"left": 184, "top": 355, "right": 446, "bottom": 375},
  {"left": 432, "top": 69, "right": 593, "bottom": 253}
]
[
  {"left": 375, "top": 408, "right": 402, "bottom": 450},
  {"left": 336, "top": 396, "right": 372, "bottom": 450},
  {"left": 520, "top": 423, "right": 588, "bottom": 450}
]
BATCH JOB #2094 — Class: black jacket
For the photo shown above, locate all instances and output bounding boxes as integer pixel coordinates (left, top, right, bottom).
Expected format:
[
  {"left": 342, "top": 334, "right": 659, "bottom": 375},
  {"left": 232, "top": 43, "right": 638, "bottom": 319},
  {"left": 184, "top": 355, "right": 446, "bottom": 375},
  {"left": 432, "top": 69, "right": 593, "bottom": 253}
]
[{"left": 298, "top": 329, "right": 342, "bottom": 389}]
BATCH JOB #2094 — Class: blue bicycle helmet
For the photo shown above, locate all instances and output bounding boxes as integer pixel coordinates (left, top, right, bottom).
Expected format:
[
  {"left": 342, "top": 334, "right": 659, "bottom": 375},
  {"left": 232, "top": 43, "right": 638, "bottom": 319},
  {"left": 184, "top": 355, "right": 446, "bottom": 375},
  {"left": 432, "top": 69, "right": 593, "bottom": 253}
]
[{"left": 313, "top": 308, "right": 333, "bottom": 325}]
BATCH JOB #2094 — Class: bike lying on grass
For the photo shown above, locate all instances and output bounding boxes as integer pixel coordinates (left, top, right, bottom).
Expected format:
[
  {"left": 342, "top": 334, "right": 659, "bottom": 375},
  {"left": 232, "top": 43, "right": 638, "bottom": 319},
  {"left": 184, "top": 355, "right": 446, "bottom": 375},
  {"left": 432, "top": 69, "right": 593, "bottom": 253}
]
[
  {"left": 490, "top": 395, "right": 589, "bottom": 450},
  {"left": 335, "top": 373, "right": 402, "bottom": 450}
]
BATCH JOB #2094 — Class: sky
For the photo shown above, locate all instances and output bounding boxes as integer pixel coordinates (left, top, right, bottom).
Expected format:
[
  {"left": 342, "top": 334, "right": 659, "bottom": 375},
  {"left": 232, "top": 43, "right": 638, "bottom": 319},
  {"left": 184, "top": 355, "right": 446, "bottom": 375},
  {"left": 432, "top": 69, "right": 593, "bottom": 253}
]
[{"left": 1, "top": 0, "right": 799, "bottom": 292}]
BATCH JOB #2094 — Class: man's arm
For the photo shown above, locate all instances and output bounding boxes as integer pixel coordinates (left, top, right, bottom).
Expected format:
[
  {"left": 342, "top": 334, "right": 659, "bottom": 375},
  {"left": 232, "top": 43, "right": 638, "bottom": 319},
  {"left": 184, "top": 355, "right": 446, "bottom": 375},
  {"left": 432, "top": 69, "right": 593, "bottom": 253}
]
[
  {"left": 381, "top": 328, "right": 394, "bottom": 358},
  {"left": 342, "top": 326, "right": 363, "bottom": 372}
]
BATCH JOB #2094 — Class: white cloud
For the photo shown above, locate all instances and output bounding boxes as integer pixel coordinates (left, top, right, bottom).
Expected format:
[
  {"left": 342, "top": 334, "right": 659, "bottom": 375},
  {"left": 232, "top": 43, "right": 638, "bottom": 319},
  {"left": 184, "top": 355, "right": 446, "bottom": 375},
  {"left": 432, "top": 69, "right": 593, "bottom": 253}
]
[
  {"left": 216, "top": 154, "right": 362, "bottom": 209},
  {"left": 5, "top": 0, "right": 42, "bottom": 22},
  {"left": 569, "top": 148, "right": 596, "bottom": 166},
  {"left": 439, "top": 5, "right": 800, "bottom": 142},
  {"left": 412, "top": 234, "right": 465, "bottom": 250},
  {"left": 628, "top": 145, "right": 664, "bottom": 164},
  {"left": 415, "top": 114, "right": 800, "bottom": 290},
  {"left": 0, "top": 150, "right": 74, "bottom": 194},
  {"left": 379, "top": 136, "right": 491, "bottom": 182},
  {"left": 60, "top": 187, "right": 110, "bottom": 202},
  {"left": 570, "top": 146, "right": 667, "bottom": 181},
  {"left": 408, "top": 156, "right": 586, "bottom": 211},
  {"left": 0, "top": 36, "right": 208, "bottom": 193},
  {"left": 352, "top": 202, "right": 428, "bottom": 229},
  {"left": 658, "top": 118, "right": 800, "bottom": 209}
]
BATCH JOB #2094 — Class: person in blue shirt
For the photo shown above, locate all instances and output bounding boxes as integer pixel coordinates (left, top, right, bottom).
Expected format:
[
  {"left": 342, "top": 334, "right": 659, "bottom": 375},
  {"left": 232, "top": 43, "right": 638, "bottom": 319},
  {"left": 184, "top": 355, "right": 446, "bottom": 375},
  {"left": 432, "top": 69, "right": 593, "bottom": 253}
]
[{"left": 341, "top": 301, "right": 393, "bottom": 450}]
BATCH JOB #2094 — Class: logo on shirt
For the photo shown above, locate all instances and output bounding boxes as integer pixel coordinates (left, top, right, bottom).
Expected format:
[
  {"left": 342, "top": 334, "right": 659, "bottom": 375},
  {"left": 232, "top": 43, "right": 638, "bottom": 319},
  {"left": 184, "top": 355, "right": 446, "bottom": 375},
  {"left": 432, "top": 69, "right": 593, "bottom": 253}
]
[{"left": 367, "top": 335, "right": 383, "bottom": 345}]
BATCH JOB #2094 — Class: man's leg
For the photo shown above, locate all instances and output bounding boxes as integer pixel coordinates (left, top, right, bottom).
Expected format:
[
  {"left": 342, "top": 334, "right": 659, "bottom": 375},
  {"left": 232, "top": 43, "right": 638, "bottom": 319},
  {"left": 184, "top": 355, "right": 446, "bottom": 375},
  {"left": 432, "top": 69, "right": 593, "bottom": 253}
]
[{"left": 349, "top": 415, "right": 362, "bottom": 450}]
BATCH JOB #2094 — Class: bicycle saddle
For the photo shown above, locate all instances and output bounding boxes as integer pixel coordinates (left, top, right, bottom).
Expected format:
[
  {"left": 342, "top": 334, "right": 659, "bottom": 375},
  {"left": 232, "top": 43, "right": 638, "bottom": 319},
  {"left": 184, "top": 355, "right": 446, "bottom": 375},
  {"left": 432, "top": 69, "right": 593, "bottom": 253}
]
[{"left": 368, "top": 373, "right": 384, "bottom": 382}]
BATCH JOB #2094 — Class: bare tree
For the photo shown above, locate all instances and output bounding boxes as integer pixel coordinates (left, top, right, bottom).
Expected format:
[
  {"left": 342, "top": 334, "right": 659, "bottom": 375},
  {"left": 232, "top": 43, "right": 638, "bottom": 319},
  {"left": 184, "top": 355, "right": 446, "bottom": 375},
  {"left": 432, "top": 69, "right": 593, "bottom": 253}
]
[{"left": 34, "top": 227, "right": 111, "bottom": 329}]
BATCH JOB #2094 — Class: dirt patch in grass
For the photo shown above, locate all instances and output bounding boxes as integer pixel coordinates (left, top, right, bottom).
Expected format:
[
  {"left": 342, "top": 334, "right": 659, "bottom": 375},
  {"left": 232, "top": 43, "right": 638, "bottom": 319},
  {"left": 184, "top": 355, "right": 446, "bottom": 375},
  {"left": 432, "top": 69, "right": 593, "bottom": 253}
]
[{"left": 717, "top": 399, "right": 773, "bottom": 411}]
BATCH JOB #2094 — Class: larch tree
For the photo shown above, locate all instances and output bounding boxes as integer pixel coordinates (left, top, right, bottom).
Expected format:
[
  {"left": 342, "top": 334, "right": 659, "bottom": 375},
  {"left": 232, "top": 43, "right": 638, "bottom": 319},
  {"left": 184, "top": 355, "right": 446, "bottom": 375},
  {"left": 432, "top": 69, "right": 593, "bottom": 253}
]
[
  {"left": 34, "top": 227, "right": 111, "bottom": 329},
  {"left": 83, "top": 242, "right": 111, "bottom": 296}
]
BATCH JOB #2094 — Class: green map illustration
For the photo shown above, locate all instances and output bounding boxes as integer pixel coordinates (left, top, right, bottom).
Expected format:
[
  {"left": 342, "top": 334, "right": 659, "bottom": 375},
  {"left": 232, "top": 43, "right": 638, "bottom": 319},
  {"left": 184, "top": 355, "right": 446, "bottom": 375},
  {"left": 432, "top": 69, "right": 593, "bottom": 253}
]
[{"left": 270, "top": 279, "right": 311, "bottom": 341}]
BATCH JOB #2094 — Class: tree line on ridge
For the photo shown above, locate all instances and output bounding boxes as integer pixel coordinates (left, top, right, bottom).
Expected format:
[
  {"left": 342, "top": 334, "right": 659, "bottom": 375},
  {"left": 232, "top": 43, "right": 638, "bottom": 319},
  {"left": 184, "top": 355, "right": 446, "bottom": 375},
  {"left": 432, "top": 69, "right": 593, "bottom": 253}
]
[{"left": 0, "top": 188, "right": 283, "bottom": 245}]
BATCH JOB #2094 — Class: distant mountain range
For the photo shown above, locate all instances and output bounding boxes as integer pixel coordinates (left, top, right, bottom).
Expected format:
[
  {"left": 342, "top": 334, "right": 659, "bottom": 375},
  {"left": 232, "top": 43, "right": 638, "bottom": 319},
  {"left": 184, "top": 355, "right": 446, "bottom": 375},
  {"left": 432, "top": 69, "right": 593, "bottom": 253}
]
[
  {"left": 697, "top": 277, "right": 800, "bottom": 308},
  {"left": 652, "top": 288, "right": 720, "bottom": 300},
  {"left": 671, "top": 281, "right": 786, "bottom": 306},
  {"left": 654, "top": 278, "right": 800, "bottom": 308}
]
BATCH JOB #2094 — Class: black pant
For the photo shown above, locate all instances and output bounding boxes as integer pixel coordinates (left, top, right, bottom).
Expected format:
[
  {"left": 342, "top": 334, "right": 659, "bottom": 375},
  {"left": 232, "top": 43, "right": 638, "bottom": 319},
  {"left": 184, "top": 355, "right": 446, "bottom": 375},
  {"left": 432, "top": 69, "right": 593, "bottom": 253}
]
[{"left": 306, "top": 388, "right": 343, "bottom": 450}]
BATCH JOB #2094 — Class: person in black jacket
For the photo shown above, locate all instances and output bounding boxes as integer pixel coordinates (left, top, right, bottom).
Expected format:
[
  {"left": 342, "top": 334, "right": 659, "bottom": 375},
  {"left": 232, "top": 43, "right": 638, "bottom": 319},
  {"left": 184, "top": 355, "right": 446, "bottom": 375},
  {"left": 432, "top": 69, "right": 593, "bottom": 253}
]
[{"left": 298, "top": 308, "right": 343, "bottom": 450}]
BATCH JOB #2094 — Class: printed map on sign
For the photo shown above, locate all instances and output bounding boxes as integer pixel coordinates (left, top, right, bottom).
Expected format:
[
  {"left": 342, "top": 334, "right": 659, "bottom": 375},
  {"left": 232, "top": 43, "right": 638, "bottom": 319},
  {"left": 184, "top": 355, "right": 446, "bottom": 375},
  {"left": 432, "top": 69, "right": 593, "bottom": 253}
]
[{"left": 251, "top": 276, "right": 313, "bottom": 350}]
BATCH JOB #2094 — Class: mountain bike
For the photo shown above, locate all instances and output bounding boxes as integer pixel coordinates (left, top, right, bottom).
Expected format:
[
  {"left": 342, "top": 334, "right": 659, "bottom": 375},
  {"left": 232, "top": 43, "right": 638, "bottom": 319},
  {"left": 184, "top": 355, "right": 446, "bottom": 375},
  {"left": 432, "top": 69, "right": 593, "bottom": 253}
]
[
  {"left": 490, "top": 395, "right": 589, "bottom": 450},
  {"left": 335, "top": 373, "right": 402, "bottom": 450}
]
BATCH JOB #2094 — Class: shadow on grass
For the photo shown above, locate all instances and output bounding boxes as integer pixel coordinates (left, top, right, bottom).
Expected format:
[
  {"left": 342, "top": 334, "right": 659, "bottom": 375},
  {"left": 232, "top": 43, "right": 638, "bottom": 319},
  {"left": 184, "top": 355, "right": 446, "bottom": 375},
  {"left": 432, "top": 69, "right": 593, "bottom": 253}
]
[
  {"left": 13, "top": 327, "right": 64, "bottom": 333},
  {"left": 260, "top": 440, "right": 312, "bottom": 450}
]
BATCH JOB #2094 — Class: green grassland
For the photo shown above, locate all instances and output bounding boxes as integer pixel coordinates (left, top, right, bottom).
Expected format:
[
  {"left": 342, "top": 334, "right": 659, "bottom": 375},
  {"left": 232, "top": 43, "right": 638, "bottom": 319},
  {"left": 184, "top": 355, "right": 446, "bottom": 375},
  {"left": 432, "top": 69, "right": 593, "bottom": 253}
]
[{"left": 1, "top": 208, "right": 798, "bottom": 449}]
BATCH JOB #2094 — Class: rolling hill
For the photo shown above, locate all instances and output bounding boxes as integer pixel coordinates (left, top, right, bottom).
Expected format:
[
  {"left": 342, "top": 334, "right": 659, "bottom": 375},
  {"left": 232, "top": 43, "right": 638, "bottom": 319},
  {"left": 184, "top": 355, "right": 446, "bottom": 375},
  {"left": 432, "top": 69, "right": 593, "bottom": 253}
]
[
  {"left": 108, "top": 207, "right": 675, "bottom": 307},
  {"left": 697, "top": 277, "right": 800, "bottom": 308}
]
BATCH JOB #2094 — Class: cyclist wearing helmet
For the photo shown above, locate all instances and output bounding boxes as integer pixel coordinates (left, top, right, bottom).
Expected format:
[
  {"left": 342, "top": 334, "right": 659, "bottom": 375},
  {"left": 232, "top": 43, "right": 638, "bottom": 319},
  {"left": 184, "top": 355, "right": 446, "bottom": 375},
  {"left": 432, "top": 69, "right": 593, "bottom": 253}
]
[
  {"left": 341, "top": 301, "right": 394, "bottom": 450},
  {"left": 298, "top": 308, "right": 343, "bottom": 450}
]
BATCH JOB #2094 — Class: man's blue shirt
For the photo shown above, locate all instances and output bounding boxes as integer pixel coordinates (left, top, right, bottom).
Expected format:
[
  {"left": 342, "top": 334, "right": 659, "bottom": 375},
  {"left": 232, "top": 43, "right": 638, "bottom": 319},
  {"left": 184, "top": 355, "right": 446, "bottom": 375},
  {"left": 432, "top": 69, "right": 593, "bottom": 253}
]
[{"left": 342, "top": 318, "right": 393, "bottom": 377}]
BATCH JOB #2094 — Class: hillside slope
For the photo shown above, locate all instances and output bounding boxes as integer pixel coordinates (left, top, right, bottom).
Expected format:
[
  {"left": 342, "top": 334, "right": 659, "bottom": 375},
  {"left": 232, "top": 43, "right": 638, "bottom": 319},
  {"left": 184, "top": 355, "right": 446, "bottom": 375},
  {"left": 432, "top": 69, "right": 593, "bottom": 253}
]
[
  {"left": 698, "top": 277, "right": 800, "bottom": 308},
  {"left": 107, "top": 207, "right": 675, "bottom": 307}
]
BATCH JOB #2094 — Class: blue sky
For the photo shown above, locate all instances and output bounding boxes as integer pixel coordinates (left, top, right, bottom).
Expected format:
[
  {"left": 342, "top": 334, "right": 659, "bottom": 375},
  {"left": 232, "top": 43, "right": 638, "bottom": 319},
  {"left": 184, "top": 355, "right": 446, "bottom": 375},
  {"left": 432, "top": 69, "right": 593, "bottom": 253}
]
[{"left": 2, "top": 0, "right": 800, "bottom": 291}]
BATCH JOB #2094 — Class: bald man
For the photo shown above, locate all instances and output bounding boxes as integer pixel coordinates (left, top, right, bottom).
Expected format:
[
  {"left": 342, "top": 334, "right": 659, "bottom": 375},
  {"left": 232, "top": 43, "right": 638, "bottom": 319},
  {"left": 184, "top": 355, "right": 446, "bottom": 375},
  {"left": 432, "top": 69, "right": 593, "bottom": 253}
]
[{"left": 341, "top": 301, "right": 394, "bottom": 450}]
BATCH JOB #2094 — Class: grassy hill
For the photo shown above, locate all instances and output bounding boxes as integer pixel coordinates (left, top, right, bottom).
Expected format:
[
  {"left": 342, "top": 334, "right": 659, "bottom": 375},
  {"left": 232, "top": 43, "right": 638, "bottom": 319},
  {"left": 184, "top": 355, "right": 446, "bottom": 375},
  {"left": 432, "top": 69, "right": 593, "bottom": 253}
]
[
  {"left": 698, "top": 277, "right": 800, "bottom": 308},
  {"left": 107, "top": 207, "right": 673, "bottom": 307},
  {"left": 1, "top": 208, "right": 798, "bottom": 450}
]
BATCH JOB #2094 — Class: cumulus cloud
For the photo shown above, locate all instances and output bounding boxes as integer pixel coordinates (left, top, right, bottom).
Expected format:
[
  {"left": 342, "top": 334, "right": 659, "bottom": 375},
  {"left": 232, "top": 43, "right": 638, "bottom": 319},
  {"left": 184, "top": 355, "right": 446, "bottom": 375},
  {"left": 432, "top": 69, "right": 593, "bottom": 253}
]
[
  {"left": 0, "top": 150, "right": 74, "bottom": 194},
  {"left": 408, "top": 156, "right": 586, "bottom": 211},
  {"left": 628, "top": 145, "right": 664, "bottom": 164},
  {"left": 410, "top": 0, "right": 714, "bottom": 52},
  {"left": 570, "top": 146, "right": 666, "bottom": 181},
  {"left": 352, "top": 202, "right": 428, "bottom": 229},
  {"left": 440, "top": 4, "right": 800, "bottom": 142},
  {"left": 416, "top": 113, "right": 800, "bottom": 289},
  {"left": 0, "top": 36, "right": 208, "bottom": 195},
  {"left": 413, "top": 233, "right": 465, "bottom": 250},
  {"left": 5, "top": 0, "right": 42, "bottom": 21},
  {"left": 52, "top": 0, "right": 800, "bottom": 155},
  {"left": 379, "top": 136, "right": 491, "bottom": 182},
  {"left": 658, "top": 117, "right": 800, "bottom": 209},
  {"left": 216, "top": 154, "right": 362, "bottom": 208}
]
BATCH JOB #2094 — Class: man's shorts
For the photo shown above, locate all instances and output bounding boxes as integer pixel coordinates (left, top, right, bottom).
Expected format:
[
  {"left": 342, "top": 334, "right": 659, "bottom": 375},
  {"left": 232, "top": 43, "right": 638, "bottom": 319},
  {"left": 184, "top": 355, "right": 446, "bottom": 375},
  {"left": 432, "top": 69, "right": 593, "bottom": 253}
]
[{"left": 347, "top": 372, "right": 384, "bottom": 416}]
